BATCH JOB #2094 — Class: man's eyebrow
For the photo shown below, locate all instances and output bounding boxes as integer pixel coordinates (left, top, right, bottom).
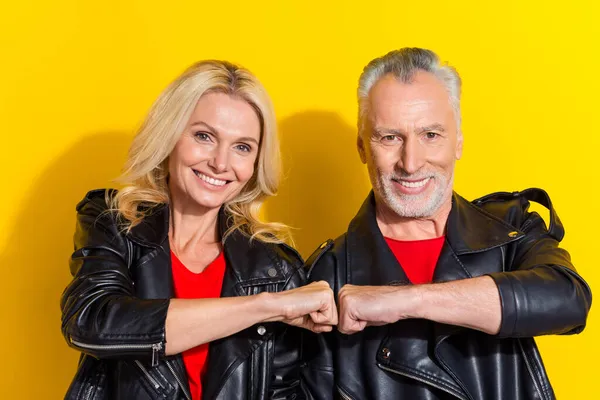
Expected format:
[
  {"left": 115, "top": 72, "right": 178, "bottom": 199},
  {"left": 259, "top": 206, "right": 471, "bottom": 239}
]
[
  {"left": 372, "top": 127, "right": 405, "bottom": 136},
  {"left": 416, "top": 123, "right": 446, "bottom": 133},
  {"left": 372, "top": 124, "right": 446, "bottom": 136}
]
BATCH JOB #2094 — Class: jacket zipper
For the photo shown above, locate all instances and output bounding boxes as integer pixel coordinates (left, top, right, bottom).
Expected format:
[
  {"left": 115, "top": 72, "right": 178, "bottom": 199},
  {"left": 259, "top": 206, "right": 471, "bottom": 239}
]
[
  {"left": 83, "top": 379, "right": 95, "bottom": 400},
  {"left": 337, "top": 385, "right": 354, "bottom": 400},
  {"left": 377, "top": 363, "right": 466, "bottom": 400},
  {"left": 70, "top": 338, "right": 163, "bottom": 367},
  {"left": 166, "top": 359, "right": 192, "bottom": 400},
  {"left": 135, "top": 360, "right": 162, "bottom": 391}
]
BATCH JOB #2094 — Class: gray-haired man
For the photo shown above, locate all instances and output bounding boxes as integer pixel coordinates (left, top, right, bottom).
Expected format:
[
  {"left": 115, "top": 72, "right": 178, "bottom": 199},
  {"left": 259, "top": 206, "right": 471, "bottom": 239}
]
[{"left": 302, "top": 48, "right": 591, "bottom": 400}]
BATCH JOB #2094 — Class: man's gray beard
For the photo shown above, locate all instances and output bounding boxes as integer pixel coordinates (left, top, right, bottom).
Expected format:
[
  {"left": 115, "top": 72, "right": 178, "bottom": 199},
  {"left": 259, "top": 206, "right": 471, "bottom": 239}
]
[{"left": 377, "top": 172, "right": 451, "bottom": 218}]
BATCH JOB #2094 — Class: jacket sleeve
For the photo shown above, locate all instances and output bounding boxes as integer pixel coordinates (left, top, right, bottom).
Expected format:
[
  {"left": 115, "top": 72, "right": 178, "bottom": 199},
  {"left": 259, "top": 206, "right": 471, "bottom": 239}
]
[
  {"left": 60, "top": 190, "right": 170, "bottom": 364},
  {"left": 488, "top": 202, "right": 592, "bottom": 338},
  {"left": 300, "top": 242, "right": 338, "bottom": 400}
]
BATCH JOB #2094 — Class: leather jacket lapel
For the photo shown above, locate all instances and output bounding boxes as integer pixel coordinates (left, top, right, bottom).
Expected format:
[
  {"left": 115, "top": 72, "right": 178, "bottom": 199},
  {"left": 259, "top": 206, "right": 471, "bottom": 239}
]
[
  {"left": 445, "top": 193, "right": 525, "bottom": 255},
  {"left": 346, "top": 193, "right": 410, "bottom": 286},
  {"left": 125, "top": 204, "right": 294, "bottom": 399},
  {"left": 125, "top": 204, "right": 175, "bottom": 299}
]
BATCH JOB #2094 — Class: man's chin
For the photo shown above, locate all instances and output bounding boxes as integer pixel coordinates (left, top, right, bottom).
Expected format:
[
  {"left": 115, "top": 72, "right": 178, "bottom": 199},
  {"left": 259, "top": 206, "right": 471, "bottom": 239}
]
[{"left": 384, "top": 194, "right": 442, "bottom": 218}]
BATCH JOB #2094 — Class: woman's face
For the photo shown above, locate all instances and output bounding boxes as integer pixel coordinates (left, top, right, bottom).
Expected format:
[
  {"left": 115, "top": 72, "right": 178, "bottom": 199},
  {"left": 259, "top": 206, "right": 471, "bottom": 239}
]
[{"left": 168, "top": 92, "right": 261, "bottom": 211}]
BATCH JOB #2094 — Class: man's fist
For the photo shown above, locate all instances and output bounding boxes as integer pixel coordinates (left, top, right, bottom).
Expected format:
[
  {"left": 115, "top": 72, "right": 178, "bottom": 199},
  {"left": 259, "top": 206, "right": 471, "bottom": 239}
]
[{"left": 337, "top": 284, "right": 417, "bottom": 334}]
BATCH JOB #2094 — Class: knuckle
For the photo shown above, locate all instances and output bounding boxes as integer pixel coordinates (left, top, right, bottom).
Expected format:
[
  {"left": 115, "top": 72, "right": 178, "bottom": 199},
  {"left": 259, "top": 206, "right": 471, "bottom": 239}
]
[{"left": 342, "top": 296, "right": 353, "bottom": 307}]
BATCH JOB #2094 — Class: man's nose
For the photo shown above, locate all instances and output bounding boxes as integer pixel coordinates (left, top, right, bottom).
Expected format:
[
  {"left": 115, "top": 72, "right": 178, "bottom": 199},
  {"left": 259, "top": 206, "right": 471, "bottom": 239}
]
[{"left": 399, "top": 137, "right": 425, "bottom": 175}]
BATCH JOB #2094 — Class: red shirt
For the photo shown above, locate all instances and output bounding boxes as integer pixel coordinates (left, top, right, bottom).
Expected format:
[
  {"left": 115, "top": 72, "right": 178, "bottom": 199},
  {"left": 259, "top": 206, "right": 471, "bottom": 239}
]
[
  {"left": 384, "top": 236, "right": 445, "bottom": 284},
  {"left": 171, "top": 251, "right": 226, "bottom": 400}
]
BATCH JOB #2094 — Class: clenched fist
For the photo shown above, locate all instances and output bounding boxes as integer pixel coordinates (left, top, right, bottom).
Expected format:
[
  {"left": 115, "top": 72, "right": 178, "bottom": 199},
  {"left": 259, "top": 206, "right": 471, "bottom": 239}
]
[
  {"left": 266, "top": 281, "right": 338, "bottom": 333},
  {"left": 337, "top": 284, "right": 419, "bottom": 334}
]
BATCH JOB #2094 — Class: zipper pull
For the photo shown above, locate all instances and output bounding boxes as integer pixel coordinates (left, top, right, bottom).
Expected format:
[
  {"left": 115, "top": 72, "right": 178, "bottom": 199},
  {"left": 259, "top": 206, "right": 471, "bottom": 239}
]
[{"left": 151, "top": 342, "right": 163, "bottom": 367}]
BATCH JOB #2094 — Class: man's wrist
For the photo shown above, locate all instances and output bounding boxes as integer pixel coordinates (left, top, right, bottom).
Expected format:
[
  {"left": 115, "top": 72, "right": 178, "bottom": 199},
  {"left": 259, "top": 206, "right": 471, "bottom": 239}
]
[{"left": 392, "top": 284, "right": 427, "bottom": 321}]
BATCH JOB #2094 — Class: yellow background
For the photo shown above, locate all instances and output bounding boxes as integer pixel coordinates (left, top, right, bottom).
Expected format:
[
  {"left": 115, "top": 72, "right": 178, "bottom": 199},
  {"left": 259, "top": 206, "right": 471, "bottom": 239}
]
[{"left": 1, "top": 1, "right": 597, "bottom": 398}]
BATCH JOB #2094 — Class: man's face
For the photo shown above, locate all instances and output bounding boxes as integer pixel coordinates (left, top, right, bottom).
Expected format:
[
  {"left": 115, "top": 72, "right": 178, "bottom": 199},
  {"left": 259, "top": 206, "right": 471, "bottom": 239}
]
[{"left": 358, "top": 71, "right": 463, "bottom": 218}]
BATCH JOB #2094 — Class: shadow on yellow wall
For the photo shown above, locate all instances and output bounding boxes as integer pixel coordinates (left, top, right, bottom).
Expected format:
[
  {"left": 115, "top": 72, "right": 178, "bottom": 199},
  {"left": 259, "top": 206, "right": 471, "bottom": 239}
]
[
  {"left": 0, "top": 112, "right": 369, "bottom": 397},
  {"left": 1, "top": 133, "right": 131, "bottom": 396},
  {"left": 267, "top": 111, "right": 371, "bottom": 257},
  {"left": 0, "top": 112, "right": 595, "bottom": 398}
]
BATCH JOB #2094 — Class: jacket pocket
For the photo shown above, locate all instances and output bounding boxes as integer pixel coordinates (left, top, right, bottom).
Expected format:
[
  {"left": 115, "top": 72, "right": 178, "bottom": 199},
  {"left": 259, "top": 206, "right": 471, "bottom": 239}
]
[{"left": 133, "top": 360, "right": 177, "bottom": 398}]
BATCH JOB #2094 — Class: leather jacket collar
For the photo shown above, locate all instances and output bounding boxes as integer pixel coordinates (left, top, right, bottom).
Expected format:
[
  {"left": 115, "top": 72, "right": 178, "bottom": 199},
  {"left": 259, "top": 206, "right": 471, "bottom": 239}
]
[
  {"left": 125, "top": 203, "right": 287, "bottom": 296},
  {"left": 346, "top": 191, "right": 525, "bottom": 287}
]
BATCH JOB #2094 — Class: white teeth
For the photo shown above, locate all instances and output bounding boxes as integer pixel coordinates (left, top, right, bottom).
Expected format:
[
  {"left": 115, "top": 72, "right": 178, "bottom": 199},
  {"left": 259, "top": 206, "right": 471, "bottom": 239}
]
[
  {"left": 195, "top": 171, "right": 227, "bottom": 186},
  {"left": 398, "top": 178, "right": 430, "bottom": 188}
]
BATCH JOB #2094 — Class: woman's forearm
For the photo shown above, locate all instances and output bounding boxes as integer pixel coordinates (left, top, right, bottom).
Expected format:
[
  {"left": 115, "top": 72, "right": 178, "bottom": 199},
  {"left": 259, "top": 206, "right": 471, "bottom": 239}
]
[{"left": 164, "top": 292, "right": 278, "bottom": 355}]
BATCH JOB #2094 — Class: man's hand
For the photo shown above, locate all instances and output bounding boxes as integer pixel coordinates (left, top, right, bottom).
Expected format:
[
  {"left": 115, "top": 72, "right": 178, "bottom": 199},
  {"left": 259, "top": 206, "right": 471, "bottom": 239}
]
[
  {"left": 337, "top": 277, "right": 502, "bottom": 335},
  {"left": 337, "top": 284, "right": 418, "bottom": 334}
]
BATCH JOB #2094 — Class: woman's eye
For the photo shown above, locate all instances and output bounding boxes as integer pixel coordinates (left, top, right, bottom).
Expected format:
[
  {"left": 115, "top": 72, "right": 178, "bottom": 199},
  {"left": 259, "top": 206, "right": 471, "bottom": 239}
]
[
  {"left": 236, "top": 144, "right": 251, "bottom": 152},
  {"left": 194, "top": 132, "right": 211, "bottom": 141}
]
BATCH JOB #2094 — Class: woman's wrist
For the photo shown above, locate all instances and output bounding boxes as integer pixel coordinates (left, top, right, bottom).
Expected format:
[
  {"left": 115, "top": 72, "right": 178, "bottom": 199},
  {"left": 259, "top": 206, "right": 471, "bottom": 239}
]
[{"left": 254, "top": 291, "right": 285, "bottom": 323}]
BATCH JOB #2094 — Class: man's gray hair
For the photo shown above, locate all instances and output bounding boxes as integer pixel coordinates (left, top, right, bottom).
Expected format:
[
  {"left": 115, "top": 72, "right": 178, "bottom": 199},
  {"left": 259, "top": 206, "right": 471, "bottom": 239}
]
[{"left": 357, "top": 48, "right": 462, "bottom": 134}]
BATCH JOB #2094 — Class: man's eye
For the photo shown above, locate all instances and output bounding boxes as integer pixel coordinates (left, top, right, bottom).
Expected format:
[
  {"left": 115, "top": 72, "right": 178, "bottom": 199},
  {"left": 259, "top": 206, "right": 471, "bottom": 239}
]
[
  {"left": 425, "top": 132, "right": 439, "bottom": 139},
  {"left": 382, "top": 135, "right": 397, "bottom": 141}
]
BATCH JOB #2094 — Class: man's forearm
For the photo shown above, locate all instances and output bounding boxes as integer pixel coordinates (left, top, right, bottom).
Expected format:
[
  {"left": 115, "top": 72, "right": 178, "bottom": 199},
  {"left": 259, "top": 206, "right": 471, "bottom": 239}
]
[{"left": 404, "top": 276, "right": 501, "bottom": 335}]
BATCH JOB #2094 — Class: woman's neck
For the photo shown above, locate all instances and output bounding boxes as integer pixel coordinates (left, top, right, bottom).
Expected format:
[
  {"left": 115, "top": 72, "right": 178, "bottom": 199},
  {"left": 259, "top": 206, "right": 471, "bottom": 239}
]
[{"left": 168, "top": 196, "right": 221, "bottom": 256}]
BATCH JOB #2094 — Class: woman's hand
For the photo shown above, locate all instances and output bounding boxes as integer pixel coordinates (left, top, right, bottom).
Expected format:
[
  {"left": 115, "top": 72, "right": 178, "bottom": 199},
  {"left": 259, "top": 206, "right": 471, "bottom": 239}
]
[
  {"left": 165, "top": 281, "right": 337, "bottom": 355},
  {"left": 263, "top": 281, "right": 338, "bottom": 333}
]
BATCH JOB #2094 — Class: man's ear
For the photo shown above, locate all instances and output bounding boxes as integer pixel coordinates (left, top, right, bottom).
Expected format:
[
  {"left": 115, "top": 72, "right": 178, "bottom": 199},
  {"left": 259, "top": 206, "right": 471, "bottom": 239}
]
[
  {"left": 357, "top": 134, "right": 367, "bottom": 164},
  {"left": 455, "top": 130, "right": 464, "bottom": 160}
]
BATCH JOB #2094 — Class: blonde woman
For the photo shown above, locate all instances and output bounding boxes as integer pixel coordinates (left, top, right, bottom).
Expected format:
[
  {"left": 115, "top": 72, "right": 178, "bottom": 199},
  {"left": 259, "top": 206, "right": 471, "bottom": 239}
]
[{"left": 60, "top": 61, "right": 337, "bottom": 400}]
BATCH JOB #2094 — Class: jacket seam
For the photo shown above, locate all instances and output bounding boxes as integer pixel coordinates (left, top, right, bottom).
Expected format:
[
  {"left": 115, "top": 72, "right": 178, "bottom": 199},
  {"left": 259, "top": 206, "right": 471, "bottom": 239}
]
[
  {"left": 238, "top": 277, "right": 287, "bottom": 287},
  {"left": 211, "top": 334, "right": 271, "bottom": 399},
  {"left": 384, "top": 362, "right": 465, "bottom": 397},
  {"left": 282, "top": 262, "right": 305, "bottom": 290},
  {"left": 507, "top": 276, "right": 519, "bottom": 336},
  {"left": 518, "top": 339, "right": 549, "bottom": 399},
  {"left": 71, "top": 331, "right": 165, "bottom": 340},
  {"left": 306, "top": 240, "right": 333, "bottom": 277},
  {"left": 463, "top": 197, "right": 522, "bottom": 232},
  {"left": 452, "top": 200, "right": 525, "bottom": 254},
  {"left": 449, "top": 244, "right": 472, "bottom": 278}
]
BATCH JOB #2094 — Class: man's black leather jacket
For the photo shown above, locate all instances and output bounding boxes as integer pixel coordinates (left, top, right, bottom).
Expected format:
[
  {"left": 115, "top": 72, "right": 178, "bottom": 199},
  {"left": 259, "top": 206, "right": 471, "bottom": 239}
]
[{"left": 302, "top": 189, "right": 591, "bottom": 400}]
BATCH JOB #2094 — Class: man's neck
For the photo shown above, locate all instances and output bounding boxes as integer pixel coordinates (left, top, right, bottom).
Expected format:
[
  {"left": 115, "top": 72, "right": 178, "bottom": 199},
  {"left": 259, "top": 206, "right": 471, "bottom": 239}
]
[{"left": 376, "top": 196, "right": 452, "bottom": 241}]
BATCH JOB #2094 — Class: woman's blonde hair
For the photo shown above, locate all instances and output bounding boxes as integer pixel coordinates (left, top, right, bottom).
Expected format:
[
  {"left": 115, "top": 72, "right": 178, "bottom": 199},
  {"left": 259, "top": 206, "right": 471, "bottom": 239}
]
[{"left": 110, "top": 60, "right": 289, "bottom": 243}]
